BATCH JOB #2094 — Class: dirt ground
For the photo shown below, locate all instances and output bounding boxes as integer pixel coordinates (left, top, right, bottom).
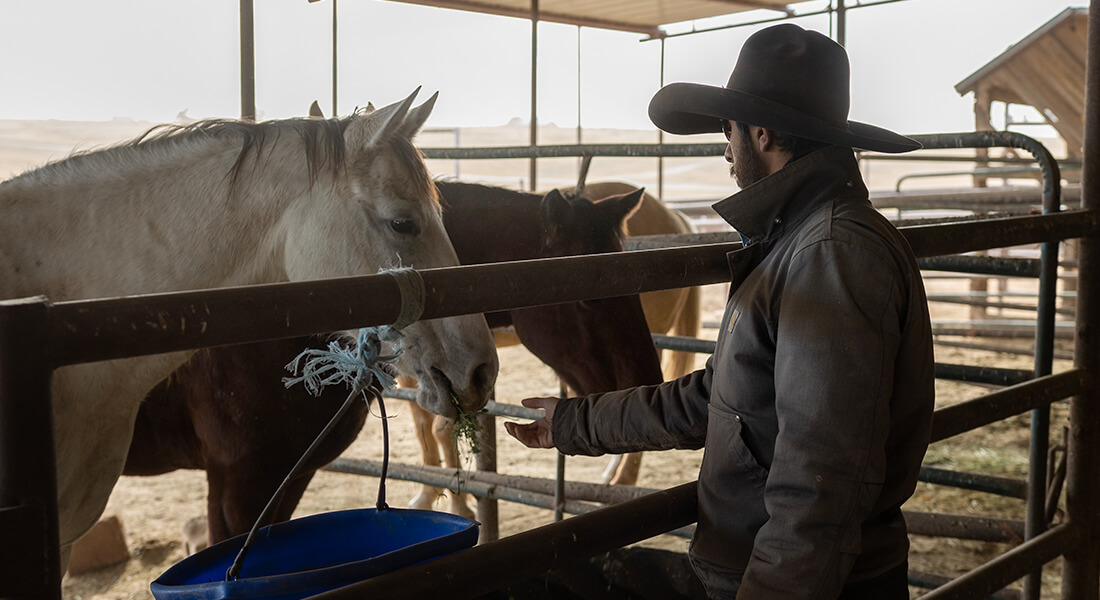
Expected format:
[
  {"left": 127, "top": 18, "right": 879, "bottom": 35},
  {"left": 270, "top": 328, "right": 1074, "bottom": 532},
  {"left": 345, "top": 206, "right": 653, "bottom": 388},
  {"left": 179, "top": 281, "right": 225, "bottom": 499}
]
[{"left": 0, "top": 119, "right": 1075, "bottom": 599}]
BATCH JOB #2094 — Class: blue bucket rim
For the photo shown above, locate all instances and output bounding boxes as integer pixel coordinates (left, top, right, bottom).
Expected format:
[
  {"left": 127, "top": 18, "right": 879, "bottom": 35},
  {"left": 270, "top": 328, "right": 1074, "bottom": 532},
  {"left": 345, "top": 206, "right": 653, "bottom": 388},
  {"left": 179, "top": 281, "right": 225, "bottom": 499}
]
[{"left": 150, "top": 507, "right": 479, "bottom": 600}]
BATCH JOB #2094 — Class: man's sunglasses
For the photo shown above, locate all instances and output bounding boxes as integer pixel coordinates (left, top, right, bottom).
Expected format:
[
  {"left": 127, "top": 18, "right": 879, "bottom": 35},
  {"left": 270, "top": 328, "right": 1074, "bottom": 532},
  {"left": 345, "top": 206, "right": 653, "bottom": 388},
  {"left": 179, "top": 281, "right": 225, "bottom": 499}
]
[{"left": 720, "top": 119, "right": 734, "bottom": 140}]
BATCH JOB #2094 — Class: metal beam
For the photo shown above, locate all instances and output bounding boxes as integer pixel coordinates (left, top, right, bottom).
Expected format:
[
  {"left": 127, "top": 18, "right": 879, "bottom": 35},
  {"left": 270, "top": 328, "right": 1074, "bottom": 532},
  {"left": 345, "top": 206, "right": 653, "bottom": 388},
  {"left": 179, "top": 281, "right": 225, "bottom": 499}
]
[
  {"left": 380, "top": 0, "right": 664, "bottom": 36},
  {"left": 710, "top": 0, "right": 794, "bottom": 17}
]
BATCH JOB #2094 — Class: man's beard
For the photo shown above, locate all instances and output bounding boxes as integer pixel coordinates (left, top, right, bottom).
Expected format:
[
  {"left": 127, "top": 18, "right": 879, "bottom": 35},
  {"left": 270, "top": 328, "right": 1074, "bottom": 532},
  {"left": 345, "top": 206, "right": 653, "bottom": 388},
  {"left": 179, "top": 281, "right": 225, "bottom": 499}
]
[{"left": 730, "top": 135, "right": 769, "bottom": 189}]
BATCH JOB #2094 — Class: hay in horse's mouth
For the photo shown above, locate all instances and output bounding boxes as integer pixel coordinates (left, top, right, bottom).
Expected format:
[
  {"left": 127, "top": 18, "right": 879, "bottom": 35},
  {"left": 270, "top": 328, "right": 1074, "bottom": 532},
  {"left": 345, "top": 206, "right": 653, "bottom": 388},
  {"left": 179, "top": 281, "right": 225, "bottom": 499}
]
[{"left": 451, "top": 392, "right": 486, "bottom": 456}]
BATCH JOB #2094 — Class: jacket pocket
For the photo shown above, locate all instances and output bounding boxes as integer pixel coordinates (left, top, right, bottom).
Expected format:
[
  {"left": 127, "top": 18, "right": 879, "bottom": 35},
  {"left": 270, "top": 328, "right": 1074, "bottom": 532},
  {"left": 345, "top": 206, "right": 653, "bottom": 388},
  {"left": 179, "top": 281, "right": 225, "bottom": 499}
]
[{"left": 691, "top": 405, "right": 770, "bottom": 580}]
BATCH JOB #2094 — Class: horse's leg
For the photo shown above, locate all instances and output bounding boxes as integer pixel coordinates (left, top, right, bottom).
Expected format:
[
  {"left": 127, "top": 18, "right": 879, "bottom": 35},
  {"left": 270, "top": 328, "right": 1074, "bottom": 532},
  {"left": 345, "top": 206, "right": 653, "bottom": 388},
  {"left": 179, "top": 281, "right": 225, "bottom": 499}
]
[
  {"left": 610, "top": 453, "right": 645, "bottom": 486},
  {"left": 204, "top": 466, "right": 317, "bottom": 546},
  {"left": 404, "top": 375, "right": 448, "bottom": 511},
  {"left": 600, "top": 455, "right": 624, "bottom": 485},
  {"left": 204, "top": 468, "right": 233, "bottom": 546},
  {"left": 434, "top": 414, "right": 476, "bottom": 520},
  {"left": 608, "top": 285, "right": 701, "bottom": 488}
]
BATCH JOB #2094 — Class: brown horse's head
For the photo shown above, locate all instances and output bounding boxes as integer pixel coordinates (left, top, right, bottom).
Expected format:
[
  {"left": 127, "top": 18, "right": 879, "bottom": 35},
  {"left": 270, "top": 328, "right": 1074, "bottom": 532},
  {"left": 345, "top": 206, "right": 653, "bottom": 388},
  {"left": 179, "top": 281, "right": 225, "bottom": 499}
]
[{"left": 510, "top": 187, "right": 665, "bottom": 394}]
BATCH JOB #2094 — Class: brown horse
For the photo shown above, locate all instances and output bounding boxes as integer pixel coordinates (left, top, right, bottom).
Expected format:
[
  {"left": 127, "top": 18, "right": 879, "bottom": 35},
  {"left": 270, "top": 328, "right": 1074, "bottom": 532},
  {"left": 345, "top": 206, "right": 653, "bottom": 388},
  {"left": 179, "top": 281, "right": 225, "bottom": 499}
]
[
  {"left": 557, "top": 182, "right": 702, "bottom": 487},
  {"left": 122, "top": 180, "right": 665, "bottom": 548},
  {"left": 412, "top": 182, "right": 702, "bottom": 516}
]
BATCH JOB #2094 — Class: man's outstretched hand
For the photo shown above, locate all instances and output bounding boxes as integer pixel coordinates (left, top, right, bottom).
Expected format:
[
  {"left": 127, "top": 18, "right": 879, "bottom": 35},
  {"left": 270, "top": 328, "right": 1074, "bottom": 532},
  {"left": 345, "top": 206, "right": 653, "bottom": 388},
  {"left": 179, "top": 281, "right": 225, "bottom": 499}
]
[{"left": 503, "top": 397, "right": 559, "bottom": 449}]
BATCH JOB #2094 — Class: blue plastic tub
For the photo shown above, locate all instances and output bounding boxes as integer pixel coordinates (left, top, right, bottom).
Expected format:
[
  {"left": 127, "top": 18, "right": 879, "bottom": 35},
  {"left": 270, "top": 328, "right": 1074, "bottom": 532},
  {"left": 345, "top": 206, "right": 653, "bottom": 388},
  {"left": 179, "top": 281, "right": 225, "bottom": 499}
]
[{"left": 150, "top": 508, "right": 479, "bottom": 600}]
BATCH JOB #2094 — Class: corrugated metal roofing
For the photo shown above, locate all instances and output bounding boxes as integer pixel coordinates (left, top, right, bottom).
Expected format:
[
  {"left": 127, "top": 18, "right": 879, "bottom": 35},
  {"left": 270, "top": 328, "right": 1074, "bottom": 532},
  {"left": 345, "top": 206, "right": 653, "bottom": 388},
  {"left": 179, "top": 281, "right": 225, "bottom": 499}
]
[{"left": 383, "top": 0, "right": 794, "bottom": 36}]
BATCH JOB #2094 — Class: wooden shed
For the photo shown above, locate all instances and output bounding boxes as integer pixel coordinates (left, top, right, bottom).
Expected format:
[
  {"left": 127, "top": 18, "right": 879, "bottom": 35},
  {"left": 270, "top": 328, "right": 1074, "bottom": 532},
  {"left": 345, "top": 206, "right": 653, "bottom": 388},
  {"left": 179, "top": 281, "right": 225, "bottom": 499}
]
[{"left": 955, "top": 7, "right": 1088, "bottom": 163}]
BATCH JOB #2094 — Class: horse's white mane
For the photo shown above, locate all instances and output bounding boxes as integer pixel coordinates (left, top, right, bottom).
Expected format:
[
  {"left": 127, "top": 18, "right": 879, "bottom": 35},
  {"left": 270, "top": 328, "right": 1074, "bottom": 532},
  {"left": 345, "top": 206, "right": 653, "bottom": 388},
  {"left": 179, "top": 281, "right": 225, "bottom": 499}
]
[{"left": 6, "top": 117, "right": 354, "bottom": 189}]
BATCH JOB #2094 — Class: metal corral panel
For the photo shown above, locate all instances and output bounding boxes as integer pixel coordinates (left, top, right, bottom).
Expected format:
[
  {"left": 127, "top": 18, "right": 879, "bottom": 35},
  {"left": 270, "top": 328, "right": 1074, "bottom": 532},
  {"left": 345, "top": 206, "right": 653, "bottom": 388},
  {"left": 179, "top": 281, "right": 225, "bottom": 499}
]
[{"left": 381, "top": 0, "right": 794, "bottom": 35}]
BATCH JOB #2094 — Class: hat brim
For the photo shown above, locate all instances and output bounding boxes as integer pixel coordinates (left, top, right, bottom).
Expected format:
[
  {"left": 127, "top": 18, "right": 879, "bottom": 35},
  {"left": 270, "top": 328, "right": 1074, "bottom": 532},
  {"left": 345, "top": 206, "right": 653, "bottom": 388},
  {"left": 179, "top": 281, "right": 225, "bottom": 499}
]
[{"left": 649, "top": 82, "right": 921, "bottom": 154}]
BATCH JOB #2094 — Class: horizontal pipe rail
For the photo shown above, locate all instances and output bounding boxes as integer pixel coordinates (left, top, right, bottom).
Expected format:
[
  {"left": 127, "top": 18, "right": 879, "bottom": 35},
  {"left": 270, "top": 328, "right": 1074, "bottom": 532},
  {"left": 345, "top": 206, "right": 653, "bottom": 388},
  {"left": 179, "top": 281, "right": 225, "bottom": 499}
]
[
  {"left": 45, "top": 243, "right": 739, "bottom": 366},
  {"left": 628, "top": 228, "right": 1057, "bottom": 277},
  {"left": 419, "top": 131, "right": 1066, "bottom": 164},
  {"left": 905, "top": 510, "right": 1025, "bottom": 543},
  {"left": 326, "top": 459, "right": 598, "bottom": 516},
  {"left": 904, "top": 211, "right": 1100, "bottom": 258},
  {"left": 653, "top": 333, "right": 1037, "bottom": 388},
  {"left": 42, "top": 211, "right": 1098, "bottom": 369},
  {"left": 309, "top": 481, "right": 700, "bottom": 600},
  {"left": 383, "top": 387, "right": 544, "bottom": 421},
  {"left": 325, "top": 458, "right": 660, "bottom": 506},
  {"left": 874, "top": 187, "right": 1082, "bottom": 212},
  {"left": 931, "top": 370, "right": 1090, "bottom": 443},
  {"left": 919, "top": 255, "right": 1041, "bottom": 278},
  {"left": 909, "top": 570, "right": 1022, "bottom": 600},
  {"left": 918, "top": 466, "right": 1029, "bottom": 500},
  {"left": 422, "top": 143, "right": 727, "bottom": 160},
  {"left": 920, "top": 524, "right": 1081, "bottom": 600},
  {"left": 933, "top": 364, "right": 1035, "bottom": 387}
]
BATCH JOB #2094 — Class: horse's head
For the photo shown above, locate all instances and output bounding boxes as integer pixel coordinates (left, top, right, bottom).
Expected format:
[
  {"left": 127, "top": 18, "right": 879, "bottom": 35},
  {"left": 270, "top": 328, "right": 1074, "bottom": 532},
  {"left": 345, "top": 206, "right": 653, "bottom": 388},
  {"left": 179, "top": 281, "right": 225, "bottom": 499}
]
[
  {"left": 284, "top": 89, "right": 497, "bottom": 417},
  {"left": 510, "top": 186, "right": 665, "bottom": 394},
  {"left": 538, "top": 187, "right": 645, "bottom": 256}
]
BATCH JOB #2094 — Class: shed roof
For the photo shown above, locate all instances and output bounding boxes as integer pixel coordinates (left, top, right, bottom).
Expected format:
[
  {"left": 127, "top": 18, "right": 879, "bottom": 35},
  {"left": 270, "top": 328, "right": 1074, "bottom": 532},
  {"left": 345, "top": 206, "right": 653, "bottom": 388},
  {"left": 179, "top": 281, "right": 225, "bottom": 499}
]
[
  {"left": 381, "top": 0, "right": 794, "bottom": 36},
  {"left": 955, "top": 7, "right": 1087, "bottom": 153}
]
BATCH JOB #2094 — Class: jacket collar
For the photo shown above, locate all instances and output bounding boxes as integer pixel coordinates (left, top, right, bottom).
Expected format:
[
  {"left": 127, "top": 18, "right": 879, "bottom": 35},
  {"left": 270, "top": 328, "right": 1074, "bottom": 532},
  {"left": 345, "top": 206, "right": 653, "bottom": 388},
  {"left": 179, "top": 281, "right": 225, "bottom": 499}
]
[{"left": 712, "top": 145, "right": 867, "bottom": 244}]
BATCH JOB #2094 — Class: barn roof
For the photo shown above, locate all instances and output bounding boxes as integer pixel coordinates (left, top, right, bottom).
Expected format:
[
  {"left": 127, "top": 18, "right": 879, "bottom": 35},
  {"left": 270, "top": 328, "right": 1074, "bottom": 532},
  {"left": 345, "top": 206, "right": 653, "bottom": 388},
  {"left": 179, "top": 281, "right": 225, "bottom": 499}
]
[
  {"left": 955, "top": 7, "right": 1087, "bottom": 153},
  {"left": 379, "top": 0, "right": 795, "bottom": 36}
]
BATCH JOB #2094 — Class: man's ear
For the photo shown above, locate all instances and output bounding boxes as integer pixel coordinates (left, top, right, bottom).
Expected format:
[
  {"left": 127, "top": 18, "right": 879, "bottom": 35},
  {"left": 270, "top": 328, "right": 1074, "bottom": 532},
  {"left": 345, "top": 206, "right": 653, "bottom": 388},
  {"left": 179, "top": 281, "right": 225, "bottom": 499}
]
[{"left": 756, "top": 126, "right": 777, "bottom": 152}]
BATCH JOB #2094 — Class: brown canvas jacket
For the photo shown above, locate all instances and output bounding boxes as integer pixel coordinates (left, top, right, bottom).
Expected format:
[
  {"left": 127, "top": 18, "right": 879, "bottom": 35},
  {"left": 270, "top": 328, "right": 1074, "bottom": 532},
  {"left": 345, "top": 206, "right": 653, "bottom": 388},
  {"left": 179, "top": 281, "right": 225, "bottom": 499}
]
[{"left": 553, "top": 145, "right": 935, "bottom": 599}]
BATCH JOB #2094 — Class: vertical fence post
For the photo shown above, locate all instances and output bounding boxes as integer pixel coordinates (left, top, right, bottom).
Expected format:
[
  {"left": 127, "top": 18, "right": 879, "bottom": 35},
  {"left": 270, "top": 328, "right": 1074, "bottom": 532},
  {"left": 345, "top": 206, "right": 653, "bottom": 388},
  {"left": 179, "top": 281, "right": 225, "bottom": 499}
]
[
  {"left": 0, "top": 297, "right": 59, "bottom": 600},
  {"left": 476, "top": 408, "right": 499, "bottom": 543},
  {"left": 1062, "top": 2, "right": 1100, "bottom": 598}
]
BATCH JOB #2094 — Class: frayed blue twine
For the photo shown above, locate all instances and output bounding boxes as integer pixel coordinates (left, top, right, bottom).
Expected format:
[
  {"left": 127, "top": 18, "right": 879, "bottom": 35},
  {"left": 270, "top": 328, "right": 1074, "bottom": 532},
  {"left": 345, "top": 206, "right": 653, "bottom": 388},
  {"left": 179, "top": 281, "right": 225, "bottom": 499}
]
[
  {"left": 228, "top": 326, "right": 404, "bottom": 582},
  {"left": 283, "top": 326, "right": 404, "bottom": 397}
]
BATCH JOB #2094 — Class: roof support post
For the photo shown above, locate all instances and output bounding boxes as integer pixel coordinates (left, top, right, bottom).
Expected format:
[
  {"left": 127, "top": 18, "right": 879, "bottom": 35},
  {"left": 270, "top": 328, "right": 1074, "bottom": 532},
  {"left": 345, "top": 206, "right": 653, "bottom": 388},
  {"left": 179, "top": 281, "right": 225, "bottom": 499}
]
[
  {"left": 1062, "top": 1, "right": 1100, "bottom": 598},
  {"left": 240, "top": 0, "right": 256, "bottom": 121},
  {"left": 529, "top": 0, "right": 539, "bottom": 191}
]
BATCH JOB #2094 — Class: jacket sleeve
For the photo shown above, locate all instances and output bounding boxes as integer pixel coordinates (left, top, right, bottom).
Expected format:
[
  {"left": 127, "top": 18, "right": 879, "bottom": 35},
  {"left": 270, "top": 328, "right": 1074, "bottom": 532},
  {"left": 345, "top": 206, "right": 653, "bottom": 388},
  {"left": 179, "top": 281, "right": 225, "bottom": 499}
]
[
  {"left": 737, "top": 239, "right": 904, "bottom": 599},
  {"left": 552, "top": 364, "right": 713, "bottom": 456}
]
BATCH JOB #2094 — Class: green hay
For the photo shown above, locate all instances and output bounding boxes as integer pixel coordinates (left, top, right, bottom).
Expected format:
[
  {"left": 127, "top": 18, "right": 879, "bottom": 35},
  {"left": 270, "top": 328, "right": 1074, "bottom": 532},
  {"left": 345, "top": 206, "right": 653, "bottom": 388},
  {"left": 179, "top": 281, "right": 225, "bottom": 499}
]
[{"left": 451, "top": 392, "right": 486, "bottom": 456}]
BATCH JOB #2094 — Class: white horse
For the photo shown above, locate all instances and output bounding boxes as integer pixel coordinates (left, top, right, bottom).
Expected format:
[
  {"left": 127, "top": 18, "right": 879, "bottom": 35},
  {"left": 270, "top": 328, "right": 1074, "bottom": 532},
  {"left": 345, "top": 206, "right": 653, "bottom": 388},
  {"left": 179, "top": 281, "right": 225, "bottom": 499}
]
[{"left": 0, "top": 89, "right": 498, "bottom": 568}]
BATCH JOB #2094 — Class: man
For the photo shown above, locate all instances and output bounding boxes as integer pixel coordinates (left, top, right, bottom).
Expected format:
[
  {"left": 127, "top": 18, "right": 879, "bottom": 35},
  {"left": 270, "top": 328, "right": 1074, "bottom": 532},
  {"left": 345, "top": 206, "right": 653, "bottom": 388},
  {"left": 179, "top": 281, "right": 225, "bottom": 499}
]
[{"left": 504, "top": 23, "right": 935, "bottom": 600}]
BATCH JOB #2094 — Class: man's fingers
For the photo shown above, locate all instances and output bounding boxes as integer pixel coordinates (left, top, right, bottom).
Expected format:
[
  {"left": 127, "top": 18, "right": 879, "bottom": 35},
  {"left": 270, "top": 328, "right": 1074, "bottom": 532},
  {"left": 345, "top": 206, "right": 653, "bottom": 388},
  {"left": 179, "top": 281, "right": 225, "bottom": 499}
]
[
  {"left": 521, "top": 396, "right": 554, "bottom": 410},
  {"left": 505, "top": 419, "right": 551, "bottom": 449}
]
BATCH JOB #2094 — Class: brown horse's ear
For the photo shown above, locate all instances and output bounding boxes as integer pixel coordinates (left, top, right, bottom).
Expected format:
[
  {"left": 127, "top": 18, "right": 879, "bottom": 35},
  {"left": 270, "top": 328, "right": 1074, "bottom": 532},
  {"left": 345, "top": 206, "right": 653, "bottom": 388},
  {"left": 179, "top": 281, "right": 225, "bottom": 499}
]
[
  {"left": 598, "top": 187, "right": 646, "bottom": 234},
  {"left": 540, "top": 188, "right": 574, "bottom": 240},
  {"left": 308, "top": 100, "right": 325, "bottom": 119}
]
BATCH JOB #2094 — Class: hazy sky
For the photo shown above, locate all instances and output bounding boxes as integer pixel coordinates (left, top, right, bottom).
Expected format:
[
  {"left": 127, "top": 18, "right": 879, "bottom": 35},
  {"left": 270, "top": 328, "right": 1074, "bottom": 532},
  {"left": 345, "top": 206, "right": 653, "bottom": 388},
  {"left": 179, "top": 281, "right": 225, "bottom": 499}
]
[{"left": 0, "top": 0, "right": 1085, "bottom": 136}]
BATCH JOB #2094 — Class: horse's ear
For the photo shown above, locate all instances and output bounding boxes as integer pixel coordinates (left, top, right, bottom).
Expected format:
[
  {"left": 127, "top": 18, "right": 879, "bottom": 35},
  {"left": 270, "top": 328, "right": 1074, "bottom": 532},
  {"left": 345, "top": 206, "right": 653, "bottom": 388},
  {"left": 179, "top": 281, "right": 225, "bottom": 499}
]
[
  {"left": 308, "top": 100, "right": 325, "bottom": 119},
  {"left": 540, "top": 189, "right": 574, "bottom": 235},
  {"left": 401, "top": 91, "right": 439, "bottom": 138},
  {"left": 344, "top": 87, "right": 419, "bottom": 151},
  {"left": 598, "top": 187, "right": 646, "bottom": 233}
]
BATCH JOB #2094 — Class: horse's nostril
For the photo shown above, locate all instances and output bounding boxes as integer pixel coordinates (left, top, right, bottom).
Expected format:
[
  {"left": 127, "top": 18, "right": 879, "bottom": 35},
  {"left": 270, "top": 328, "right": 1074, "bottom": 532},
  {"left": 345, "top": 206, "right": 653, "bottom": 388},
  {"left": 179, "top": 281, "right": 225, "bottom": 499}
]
[{"left": 473, "top": 362, "right": 496, "bottom": 397}]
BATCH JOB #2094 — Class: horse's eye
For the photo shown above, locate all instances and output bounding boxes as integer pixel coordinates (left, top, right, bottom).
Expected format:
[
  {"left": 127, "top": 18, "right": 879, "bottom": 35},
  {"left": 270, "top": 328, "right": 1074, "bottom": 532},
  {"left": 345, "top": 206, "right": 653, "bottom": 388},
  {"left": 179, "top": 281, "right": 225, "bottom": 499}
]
[{"left": 390, "top": 219, "right": 420, "bottom": 235}]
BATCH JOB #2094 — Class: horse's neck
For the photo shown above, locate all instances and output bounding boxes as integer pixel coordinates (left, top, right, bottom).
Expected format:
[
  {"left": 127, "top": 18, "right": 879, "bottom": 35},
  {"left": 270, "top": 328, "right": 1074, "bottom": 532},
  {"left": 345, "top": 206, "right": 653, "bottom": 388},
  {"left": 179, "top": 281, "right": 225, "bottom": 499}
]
[
  {"left": 440, "top": 183, "right": 544, "bottom": 264},
  {"left": 0, "top": 136, "right": 308, "bottom": 300}
]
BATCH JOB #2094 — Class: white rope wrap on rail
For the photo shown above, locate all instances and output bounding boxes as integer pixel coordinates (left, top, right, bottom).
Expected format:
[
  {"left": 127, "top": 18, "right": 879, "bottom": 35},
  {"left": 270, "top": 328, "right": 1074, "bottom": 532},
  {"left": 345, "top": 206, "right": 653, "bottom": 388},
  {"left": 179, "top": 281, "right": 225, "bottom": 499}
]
[{"left": 382, "top": 267, "right": 425, "bottom": 329}]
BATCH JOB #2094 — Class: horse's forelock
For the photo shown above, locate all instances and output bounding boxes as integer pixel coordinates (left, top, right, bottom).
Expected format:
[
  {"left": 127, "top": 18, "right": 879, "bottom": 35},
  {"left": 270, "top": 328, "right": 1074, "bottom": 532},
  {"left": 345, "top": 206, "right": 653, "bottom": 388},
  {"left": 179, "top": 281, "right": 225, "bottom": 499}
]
[{"left": 387, "top": 136, "right": 440, "bottom": 211}]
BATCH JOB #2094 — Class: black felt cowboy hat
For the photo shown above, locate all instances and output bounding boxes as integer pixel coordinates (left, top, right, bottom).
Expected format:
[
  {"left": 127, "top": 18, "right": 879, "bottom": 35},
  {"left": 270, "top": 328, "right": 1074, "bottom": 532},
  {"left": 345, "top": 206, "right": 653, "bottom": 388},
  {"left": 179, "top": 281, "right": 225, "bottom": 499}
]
[{"left": 649, "top": 23, "right": 920, "bottom": 154}]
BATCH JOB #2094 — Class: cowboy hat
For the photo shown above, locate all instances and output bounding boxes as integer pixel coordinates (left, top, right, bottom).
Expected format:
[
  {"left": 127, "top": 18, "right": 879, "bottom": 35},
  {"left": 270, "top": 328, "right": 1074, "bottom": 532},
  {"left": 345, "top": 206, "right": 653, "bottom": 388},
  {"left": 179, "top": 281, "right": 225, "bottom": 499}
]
[{"left": 648, "top": 23, "right": 920, "bottom": 154}]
